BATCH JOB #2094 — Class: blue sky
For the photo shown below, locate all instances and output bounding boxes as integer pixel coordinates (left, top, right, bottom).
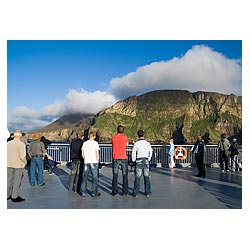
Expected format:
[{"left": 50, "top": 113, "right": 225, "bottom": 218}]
[{"left": 7, "top": 40, "right": 242, "bottom": 132}]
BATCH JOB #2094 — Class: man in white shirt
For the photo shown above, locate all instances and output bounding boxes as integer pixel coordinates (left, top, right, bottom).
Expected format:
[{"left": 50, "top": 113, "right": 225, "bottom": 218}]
[
  {"left": 7, "top": 130, "right": 27, "bottom": 202},
  {"left": 80, "top": 131, "right": 101, "bottom": 197},
  {"left": 132, "top": 130, "right": 153, "bottom": 197}
]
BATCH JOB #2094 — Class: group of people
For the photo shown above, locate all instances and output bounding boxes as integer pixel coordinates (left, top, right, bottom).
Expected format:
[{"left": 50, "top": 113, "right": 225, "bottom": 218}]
[
  {"left": 7, "top": 131, "right": 58, "bottom": 203},
  {"left": 68, "top": 125, "right": 153, "bottom": 198},
  {"left": 218, "top": 133, "right": 240, "bottom": 172},
  {"left": 7, "top": 126, "right": 241, "bottom": 203},
  {"left": 168, "top": 133, "right": 240, "bottom": 178}
]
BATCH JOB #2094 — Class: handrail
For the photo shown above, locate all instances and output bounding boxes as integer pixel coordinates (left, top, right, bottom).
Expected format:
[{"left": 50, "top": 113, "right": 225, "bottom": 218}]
[{"left": 46, "top": 143, "right": 242, "bottom": 167}]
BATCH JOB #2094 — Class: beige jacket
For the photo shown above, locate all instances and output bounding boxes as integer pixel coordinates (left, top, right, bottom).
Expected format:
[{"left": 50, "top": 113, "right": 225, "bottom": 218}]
[{"left": 7, "top": 138, "right": 27, "bottom": 168}]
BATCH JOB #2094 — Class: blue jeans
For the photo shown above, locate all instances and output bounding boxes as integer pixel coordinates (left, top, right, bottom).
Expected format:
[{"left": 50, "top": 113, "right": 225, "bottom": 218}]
[
  {"left": 133, "top": 160, "right": 151, "bottom": 196},
  {"left": 80, "top": 163, "right": 99, "bottom": 196},
  {"left": 29, "top": 156, "right": 44, "bottom": 186},
  {"left": 112, "top": 159, "right": 128, "bottom": 195}
]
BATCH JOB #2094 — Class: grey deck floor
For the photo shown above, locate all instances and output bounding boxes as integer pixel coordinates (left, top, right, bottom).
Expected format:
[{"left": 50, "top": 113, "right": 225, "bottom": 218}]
[{"left": 7, "top": 164, "right": 242, "bottom": 209}]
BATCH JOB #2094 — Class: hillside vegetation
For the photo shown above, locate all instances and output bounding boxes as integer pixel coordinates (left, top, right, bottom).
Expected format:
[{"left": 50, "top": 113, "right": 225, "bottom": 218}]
[{"left": 29, "top": 90, "right": 242, "bottom": 144}]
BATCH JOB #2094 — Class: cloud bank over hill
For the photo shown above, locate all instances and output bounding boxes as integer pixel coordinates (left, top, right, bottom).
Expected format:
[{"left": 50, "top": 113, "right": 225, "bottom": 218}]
[
  {"left": 8, "top": 45, "right": 242, "bottom": 132},
  {"left": 109, "top": 45, "right": 242, "bottom": 99},
  {"left": 39, "top": 89, "right": 117, "bottom": 119},
  {"left": 8, "top": 89, "right": 117, "bottom": 131}
]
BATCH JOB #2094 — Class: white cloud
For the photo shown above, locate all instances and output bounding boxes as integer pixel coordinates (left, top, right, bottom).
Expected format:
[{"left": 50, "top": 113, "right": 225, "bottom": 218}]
[
  {"left": 12, "top": 106, "right": 38, "bottom": 119},
  {"left": 8, "top": 116, "right": 51, "bottom": 132},
  {"left": 8, "top": 89, "right": 117, "bottom": 132},
  {"left": 109, "top": 45, "right": 242, "bottom": 99},
  {"left": 40, "top": 101, "right": 67, "bottom": 119},
  {"left": 8, "top": 45, "right": 242, "bottom": 132},
  {"left": 40, "top": 89, "right": 117, "bottom": 118},
  {"left": 64, "top": 89, "right": 117, "bottom": 114}
]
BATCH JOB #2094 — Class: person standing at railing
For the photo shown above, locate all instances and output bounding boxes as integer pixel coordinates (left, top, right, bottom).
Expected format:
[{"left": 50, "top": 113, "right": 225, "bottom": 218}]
[
  {"left": 68, "top": 132, "right": 84, "bottom": 192},
  {"left": 218, "top": 133, "right": 230, "bottom": 173},
  {"left": 111, "top": 125, "right": 129, "bottom": 196},
  {"left": 168, "top": 138, "right": 176, "bottom": 169},
  {"left": 28, "top": 134, "right": 46, "bottom": 186},
  {"left": 229, "top": 138, "right": 239, "bottom": 172},
  {"left": 20, "top": 132, "right": 29, "bottom": 166},
  {"left": 40, "top": 136, "right": 53, "bottom": 175},
  {"left": 80, "top": 131, "right": 101, "bottom": 197},
  {"left": 192, "top": 135, "right": 206, "bottom": 177},
  {"left": 20, "top": 132, "right": 28, "bottom": 145},
  {"left": 7, "top": 130, "right": 27, "bottom": 202},
  {"left": 132, "top": 130, "right": 153, "bottom": 197}
]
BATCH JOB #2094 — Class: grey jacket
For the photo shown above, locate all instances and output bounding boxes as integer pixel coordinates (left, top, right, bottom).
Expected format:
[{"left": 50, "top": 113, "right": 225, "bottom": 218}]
[{"left": 218, "top": 138, "right": 230, "bottom": 155}]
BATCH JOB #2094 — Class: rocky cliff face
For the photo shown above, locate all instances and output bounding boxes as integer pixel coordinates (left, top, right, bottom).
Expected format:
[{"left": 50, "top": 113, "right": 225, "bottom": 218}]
[{"left": 28, "top": 90, "right": 242, "bottom": 144}]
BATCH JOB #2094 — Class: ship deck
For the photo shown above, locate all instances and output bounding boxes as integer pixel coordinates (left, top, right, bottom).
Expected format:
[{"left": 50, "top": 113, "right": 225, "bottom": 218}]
[{"left": 7, "top": 164, "right": 242, "bottom": 209}]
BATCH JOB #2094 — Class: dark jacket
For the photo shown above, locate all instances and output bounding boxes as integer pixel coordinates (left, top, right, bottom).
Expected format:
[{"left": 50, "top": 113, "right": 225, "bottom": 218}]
[
  {"left": 7, "top": 137, "right": 14, "bottom": 142},
  {"left": 40, "top": 137, "right": 51, "bottom": 150},
  {"left": 192, "top": 140, "right": 206, "bottom": 156},
  {"left": 229, "top": 143, "right": 239, "bottom": 156},
  {"left": 70, "top": 138, "right": 84, "bottom": 161}
]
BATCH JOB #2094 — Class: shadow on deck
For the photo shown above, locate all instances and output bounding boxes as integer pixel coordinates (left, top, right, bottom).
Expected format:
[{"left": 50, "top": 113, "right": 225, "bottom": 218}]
[{"left": 7, "top": 164, "right": 242, "bottom": 209}]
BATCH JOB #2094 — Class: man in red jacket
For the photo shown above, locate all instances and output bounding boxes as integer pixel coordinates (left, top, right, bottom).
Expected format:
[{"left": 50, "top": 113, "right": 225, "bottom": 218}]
[{"left": 111, "top": 125, "right": 129, "bottom": 196}]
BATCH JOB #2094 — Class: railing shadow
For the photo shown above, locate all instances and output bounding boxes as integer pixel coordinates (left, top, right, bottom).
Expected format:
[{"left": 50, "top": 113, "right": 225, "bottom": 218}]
[
  {"left": 53, "top": 163, "right": 144, "bottom": 196},
  {"left": 98, "top": 166, "right": 138, "bottom": 195},
  {"left": 151, "top": 165, "right": 242, "bottom": 208}
]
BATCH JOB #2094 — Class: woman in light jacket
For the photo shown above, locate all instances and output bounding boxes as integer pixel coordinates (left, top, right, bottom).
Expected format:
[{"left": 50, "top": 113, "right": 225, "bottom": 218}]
[{"left": 168, "top": 138, "right": 175, "bottom": 168}]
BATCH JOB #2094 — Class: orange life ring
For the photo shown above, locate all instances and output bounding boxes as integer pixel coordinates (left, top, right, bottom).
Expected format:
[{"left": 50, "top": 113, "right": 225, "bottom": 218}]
[{"left": 174, "top": 146, "right": 187, "bottom": 161}]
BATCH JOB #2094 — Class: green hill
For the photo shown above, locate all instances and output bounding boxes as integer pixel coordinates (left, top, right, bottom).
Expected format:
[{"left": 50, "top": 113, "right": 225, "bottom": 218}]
[{"left": 29, "top": 90, "right": 242, "bottom": 144}]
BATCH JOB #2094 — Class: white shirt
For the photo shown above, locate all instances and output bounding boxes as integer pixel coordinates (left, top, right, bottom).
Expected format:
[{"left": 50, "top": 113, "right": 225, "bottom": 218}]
[
  {"left": 132, "top": 138, "right": 153, "bottom": 162},
  {"left": 82, "top": 140, "right": 100, "bottom": 164}
]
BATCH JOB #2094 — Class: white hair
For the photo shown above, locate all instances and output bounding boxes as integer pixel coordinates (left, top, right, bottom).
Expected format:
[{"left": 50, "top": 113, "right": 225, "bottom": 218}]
[{"left": 14, "top": 130, "right": 22, "bottom": 137}]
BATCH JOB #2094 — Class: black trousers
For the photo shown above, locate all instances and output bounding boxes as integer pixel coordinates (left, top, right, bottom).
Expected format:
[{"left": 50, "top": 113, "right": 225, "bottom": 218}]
[
  {"left": 44, "top": 155, "right": 52, "bottom": 172},
  {"left": 219, "top": 151, "right": 229, "bottom": 171},
  {"left": 195, "top": 154, "right": 205, "bottom": 176}
]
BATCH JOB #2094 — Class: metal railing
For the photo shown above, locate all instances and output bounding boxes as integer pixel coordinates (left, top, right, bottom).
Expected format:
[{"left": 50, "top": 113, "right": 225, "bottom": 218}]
[
  {"left": 47, "top": 144, "right": 70, "bottom": 162},
  {"left": 47, "top": 143, "right": 242, "bottom": 166}
]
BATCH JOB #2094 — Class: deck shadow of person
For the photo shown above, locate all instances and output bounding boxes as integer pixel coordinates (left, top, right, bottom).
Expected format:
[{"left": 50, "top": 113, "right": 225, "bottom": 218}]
[
  {"left": 52, "top": 166, "right": 70, "bottom": 190},
  {"left": 97, "top": 165, "right": 141, "bottom": 196}
]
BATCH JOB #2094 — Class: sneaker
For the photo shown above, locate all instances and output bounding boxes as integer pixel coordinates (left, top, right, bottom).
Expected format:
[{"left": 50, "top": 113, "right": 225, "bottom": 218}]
[
  {"left": 132, "top": 194, "right": 138, "bottom": 197},
  {"left": 146, "top": 194, "right": 150, "bottom": 198},
  {"left": 221, "top": 170, "right": 225, "bottom": 173},
  {"left": 49, "top": 172, "right": 54, "bottom": 175},
  {"left": 38, "top": 183, "right": 45, "bottom": 186}
]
